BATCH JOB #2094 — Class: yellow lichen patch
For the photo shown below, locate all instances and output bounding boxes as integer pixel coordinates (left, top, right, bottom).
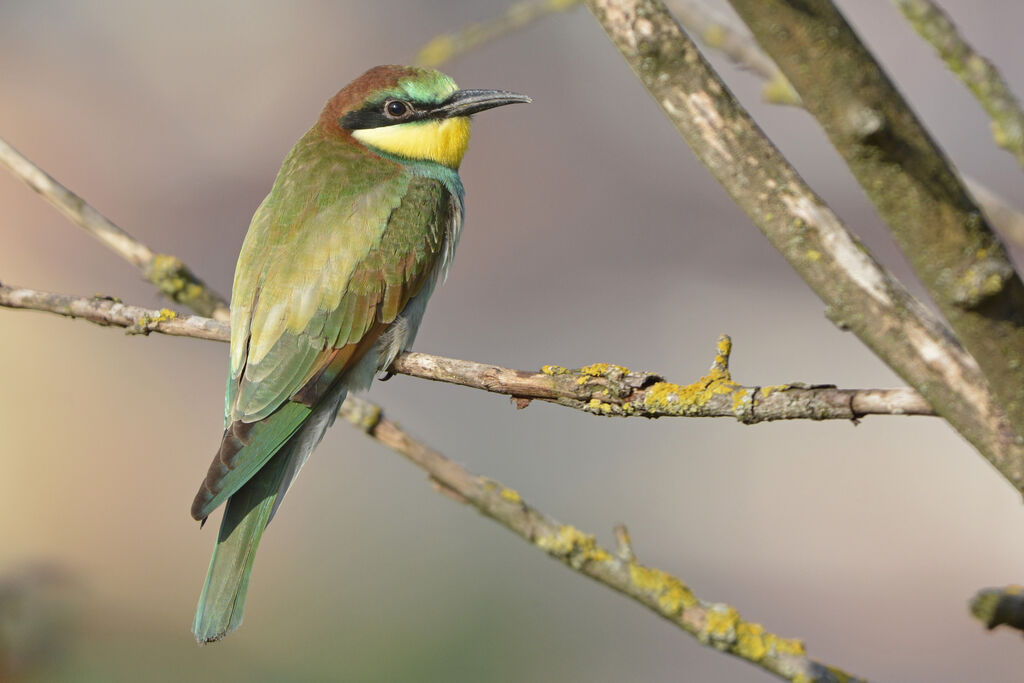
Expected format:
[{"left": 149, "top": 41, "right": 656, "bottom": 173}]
[
  {"left": 703, "top": 605, "right": 740, "bottom": 647},
  {"left": 735, "top": 622, "right": 767, "bottom": 661},
  {"left": 806, "top": 249, "right": 822, "bottom": 262},
  {"left": 759, "top": 384, "right": 790, "bottom": 398},
  {"left": 154, "top": 308, "right": 178, "bottom": 323},
  {"left": 763, "top": 631, "right": 806, "bottom": 657},
  {"left": 541, "top": 364, "right": 569, "bottom": 375},
  {"left": 731, "top": 387, "right": 750, "bottom": 413},
  {"left": 586, "top": 398, "right": 616, "bottom": 415},
  {"left": 579, "top": 362, "right": 629, "bottom": 377},
  {"left": 642, "top": 375, "right": 742, "bottom": 416},
  {"left": 131, "top": 307, "right": 178, "bottom": 334},
  {"left": 629, "top": 563, "right": 698, "bottom": 615},
  {"left": 499, "top": 487, "right": 522, "bottom": 504},
  {"left": 536, "top": 525, "right": 613, "bottom": 567}
]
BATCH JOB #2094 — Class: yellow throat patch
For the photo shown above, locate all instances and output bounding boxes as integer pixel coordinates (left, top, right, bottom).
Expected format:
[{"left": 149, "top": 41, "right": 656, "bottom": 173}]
[{"left": 352, "top": 116, "right": 472, "bottom": 169}]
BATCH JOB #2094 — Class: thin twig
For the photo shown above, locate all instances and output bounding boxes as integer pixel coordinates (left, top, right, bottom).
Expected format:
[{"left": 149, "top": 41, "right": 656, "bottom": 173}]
[
  {"left": 895, "top": 0, "right": 1024, "bottom": 169},
  {"left": 415, "top": 0, "right": 581, "bottom": 67},
  {"left": 667, "top": 0, "right": 799, "bottom": 105},
  {"left": 583, "top": 0, "right": 1024, "bottom": 492},
  {"left": 338, "top": 397, "right": 864, "bottom": 683},
  {"left": 0, "top": 136, "right": 230, "bottom": 321},
  {"left": 1, "top": 283, "right": 935, "bottom": 422}
]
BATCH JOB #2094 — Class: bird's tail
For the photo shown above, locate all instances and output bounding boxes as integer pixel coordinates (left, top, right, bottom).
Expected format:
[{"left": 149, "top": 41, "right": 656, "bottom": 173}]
[
  {"left": 192, "top": 384, "right": 347, "bottom": 643},
  {"left": 191, "top": 446, "right": 289, "bottom": 643}
]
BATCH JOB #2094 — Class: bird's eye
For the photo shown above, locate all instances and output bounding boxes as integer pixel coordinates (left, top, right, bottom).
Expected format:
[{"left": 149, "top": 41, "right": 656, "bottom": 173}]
[{"left": 385, "top": 100, "right": 410, "bottom": 118}]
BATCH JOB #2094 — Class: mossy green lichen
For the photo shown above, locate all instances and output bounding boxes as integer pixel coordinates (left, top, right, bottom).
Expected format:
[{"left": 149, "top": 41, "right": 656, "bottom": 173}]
[
  {"left": 537, "top": 525, "right": 613, "bottom": 568},
  {"left": 629, "top": 563, "right": 698, "bottom": 615}
]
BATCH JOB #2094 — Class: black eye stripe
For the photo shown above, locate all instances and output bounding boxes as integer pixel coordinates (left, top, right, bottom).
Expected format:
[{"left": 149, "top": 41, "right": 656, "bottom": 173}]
[{"left": 339, "top": 98, "right": 434, "bottom": 131}]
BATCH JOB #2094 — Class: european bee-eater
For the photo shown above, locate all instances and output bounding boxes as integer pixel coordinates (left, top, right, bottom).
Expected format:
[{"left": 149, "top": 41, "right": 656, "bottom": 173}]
[{"left": 190, "top": 65, "right": 529, "bottom": 643}]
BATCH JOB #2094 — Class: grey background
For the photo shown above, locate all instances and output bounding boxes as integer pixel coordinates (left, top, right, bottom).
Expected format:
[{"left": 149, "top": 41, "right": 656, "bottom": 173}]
[{"left": 2, "top": 1, "right": 1023, "bottom": 680}]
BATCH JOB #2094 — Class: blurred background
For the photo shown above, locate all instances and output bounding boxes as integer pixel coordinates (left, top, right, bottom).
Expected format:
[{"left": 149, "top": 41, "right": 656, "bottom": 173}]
[{"left": 3, "top": 0, "right": 1024, "bottom": 680}]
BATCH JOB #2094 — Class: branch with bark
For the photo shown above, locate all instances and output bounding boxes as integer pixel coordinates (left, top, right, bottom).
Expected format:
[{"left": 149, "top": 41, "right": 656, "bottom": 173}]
[
  {"left": 0, "top": 136, "right": 230, "bottom": 321},
  {"left": 729, "top": 0, "right": 1024, "bottom": 440},
  {"left": 1, "top": 283, "right": 934, "bottom": 422},
  {"left": 339, "top": 395, "right": 862, "bottom": 682},
  {"left": 583, "top": 0, "right": 1024, "bottom": 492}
]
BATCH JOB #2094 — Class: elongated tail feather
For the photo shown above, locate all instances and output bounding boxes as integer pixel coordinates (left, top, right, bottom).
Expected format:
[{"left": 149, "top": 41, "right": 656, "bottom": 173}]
[
  {"left": 192, "top": 384, "right": 348, "bottom": 643},
  {"left": 192, "top": 447, "right": 288, "bottom": 643}
]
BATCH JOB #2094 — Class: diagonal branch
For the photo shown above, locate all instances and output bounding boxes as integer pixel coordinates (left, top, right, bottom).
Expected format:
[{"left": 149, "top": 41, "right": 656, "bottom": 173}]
[
  {"left": 895, "top": 0, "right": 1024, "bottom": 169},
  {"left": 414, "top": 0, "right": 581, "bottom": 67},
  {"left": 338, "top": 396, "right": 864, "bottom": 683},
  {"left": 0, "top": 136, "right": 230, "bottom": 321},
  {"left": 728, "top": 0, "right": 1024, "bottom": 441},
  {"left": 1, "top": 283, "right": 934, "bottom": 422},
  {"left": 582, "top": 0, "right": 1024, "bottom": 491}
]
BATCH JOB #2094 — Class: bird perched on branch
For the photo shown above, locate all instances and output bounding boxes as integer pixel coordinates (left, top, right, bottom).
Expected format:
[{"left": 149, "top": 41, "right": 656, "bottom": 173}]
[{"left": 190, "top": 65, "right": 529, "bottom": 643}]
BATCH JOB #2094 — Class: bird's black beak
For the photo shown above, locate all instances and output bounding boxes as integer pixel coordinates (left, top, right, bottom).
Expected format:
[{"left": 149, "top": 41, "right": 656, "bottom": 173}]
[{"left": 434, "top": 89, "right": 531, "bottom": 118}]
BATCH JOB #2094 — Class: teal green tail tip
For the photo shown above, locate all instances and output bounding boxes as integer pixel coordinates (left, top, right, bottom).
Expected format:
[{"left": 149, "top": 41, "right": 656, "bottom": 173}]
[{"left": 192, "top": 451, "right": 286, "bottom": 644}]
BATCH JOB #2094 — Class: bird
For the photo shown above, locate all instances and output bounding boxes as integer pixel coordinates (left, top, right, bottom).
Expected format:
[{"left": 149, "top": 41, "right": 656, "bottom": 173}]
[{"left": 190, "top": 65, "right": 529, "bottom": 643}]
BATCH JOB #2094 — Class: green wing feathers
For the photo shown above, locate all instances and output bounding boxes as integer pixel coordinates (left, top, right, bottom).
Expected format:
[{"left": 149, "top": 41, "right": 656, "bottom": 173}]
[{"left": 191, "top": 128, "right": 455, "bottom": 643}]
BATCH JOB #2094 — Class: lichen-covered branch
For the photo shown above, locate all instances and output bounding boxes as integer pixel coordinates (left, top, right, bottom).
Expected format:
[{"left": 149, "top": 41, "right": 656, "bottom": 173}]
[
  {"left": 728, "top": 0, "right": 1024, "bottom": 442},
  {"left": 0, "top": 284, "right": 227, "bottom": 341},
  {"left": 1, "top": 284, "right": 937, "bottom": 423},
  {"left": 0, "top": 136, "right": 229, "bottom": 321},
  {"left": 339, "top": 397, "right": 863, "bottom": 683},
  {"left": 415, "top": 0, "right": 580, "bottom": 67},
  {"left": 582, "top": 0, "right": 1024, "bottom": 492},
  {"left": 895, "top": 0, "right": 1024, "bottom": 169},
  {"left": 970, "top": 585, "right": 1024, "bottom": 634},
  {"left": 395, "top": 336, "right": 935, "bottom": 421}
]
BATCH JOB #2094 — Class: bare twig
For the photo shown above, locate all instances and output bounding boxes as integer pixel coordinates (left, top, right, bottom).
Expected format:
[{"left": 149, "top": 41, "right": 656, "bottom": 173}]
[
  {"left": 339, "top": 397, "right": 864, "bottom": 683},
  {"left": 0, "top": 136, "right": 230, "bottom": 321},
  {"left": 1, "top": 284, "right": 937, "bottom": 422},
  {"left": 667, "top": 0, "right": 798, "bottom": 105},
  {"left": 415, "top": 0, "right": 581, "bottom": 67},
  {"left": 583, "top": 0, "right": 1024, "bottom": 492},
  {"left": 729, "top": 0, "right": 1024, "bottom": 441},
  {"left": 895, "top": 0, "right": 1024, "bottom": 169}
]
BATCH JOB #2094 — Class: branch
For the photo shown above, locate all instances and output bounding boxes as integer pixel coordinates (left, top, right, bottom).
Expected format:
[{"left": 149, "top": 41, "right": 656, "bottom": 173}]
[
  {"left": 728, "top": 0, "right": 1024, "bottom": 441},
  {"left": 338, "top": 396, "right": 864, "bottom": 682},
  {"left": 1, "top": 283, "right": 937, "bottom": 422},
  {"left": 582, "top": 0, "right": 1024, "bottom": 492},
  {"left": 665, "top": 2, "right": 1024, "bottom": 253},
  {"left": 414, "top": 0, "right": 581, "bottom": 67},
  {"left": 667, "top": 0, "right": 798, "bottom": 105},
  {"left": 0, "top": 136, "right": 230, "bottom": 321},
  {"left": 970, "top": 586, "right": 1024, "bottom": 634},
  {"left": 895, "top": 0, "right": 1024, "bottom": 169}
]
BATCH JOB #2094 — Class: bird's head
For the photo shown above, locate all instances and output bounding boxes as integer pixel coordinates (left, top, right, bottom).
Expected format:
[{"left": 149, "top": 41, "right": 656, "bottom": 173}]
[{"left": 319, "top": 65, "right": 529, "bottom": 169}]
